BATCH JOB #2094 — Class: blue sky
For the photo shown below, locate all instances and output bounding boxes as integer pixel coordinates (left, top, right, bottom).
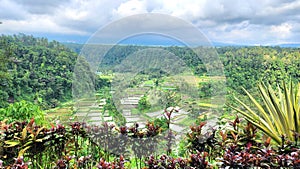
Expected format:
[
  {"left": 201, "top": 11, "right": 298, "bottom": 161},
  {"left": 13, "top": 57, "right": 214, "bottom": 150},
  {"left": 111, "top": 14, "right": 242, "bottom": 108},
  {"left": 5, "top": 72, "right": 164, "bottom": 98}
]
[{"left": 1, "top": 0, "right": 300, "bottom": 46}]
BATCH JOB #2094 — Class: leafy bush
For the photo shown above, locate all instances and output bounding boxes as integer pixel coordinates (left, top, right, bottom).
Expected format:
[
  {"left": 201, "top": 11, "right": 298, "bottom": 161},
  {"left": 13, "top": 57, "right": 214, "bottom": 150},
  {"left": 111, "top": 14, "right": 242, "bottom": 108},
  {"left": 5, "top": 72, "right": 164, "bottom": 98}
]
[
  {"left": 138, "top": 95, "right": 150, "bottom": 111},
  {"left": 231, "top": 82, "right": 300, "bottom": 144},
  {"left": 0, "top": 119, "right": 163, "bottom": 168},
  {"left": 217, "top": 116, "right": 300, "bottom": 168},
  {"left": 145, "top": 152, "right": 211, "bottom": 169},
  {"left": 0, "top": 100, "right": 46, "bottom": 125},
  {"left": 0, "top": 107, "right": 299, "bottom": 168},
  {"left": 199, "top": 80, "right": 226, "bottom": 98}
]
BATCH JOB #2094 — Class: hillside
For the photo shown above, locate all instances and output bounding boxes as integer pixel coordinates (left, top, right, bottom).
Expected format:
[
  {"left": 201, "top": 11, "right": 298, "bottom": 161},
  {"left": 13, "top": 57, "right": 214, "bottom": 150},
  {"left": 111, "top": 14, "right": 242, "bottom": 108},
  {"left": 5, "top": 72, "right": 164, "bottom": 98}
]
[
  {"left": 0, "top": 34, "right": 78, "bottom": 108},
  {"left": 1, "top": 35, "right": 300, "bottom": 109}
]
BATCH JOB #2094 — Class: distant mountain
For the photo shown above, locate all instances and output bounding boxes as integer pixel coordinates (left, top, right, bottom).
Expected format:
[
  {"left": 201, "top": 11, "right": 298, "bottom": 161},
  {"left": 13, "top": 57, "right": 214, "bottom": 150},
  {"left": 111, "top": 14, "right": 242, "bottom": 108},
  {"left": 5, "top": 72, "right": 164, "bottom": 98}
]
[
  {"left": 212, "top": 42, "right": 300, "bottom": 48},
  {"left": 62, "top": 41, "right": 300, "bottom": 53},
  {"left": 211, "top": 41, "right": 245, "bottom": 47},
  {"left": 62, "top": 42, "right": 83, "bottom": 53},
  {"left": 276, "top": 43, "right": 300, "bottom": 48}
]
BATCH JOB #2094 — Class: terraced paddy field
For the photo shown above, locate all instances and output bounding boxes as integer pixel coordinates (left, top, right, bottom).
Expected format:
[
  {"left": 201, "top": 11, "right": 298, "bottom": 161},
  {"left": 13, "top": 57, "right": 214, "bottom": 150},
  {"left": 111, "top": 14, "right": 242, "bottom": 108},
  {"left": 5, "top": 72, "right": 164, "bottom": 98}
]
[
  {"left": 47, "top": 73, "right": 224, "bottom": 143},
  {"left": 46, "top": 107, "right": 73, "bottom": 124}
]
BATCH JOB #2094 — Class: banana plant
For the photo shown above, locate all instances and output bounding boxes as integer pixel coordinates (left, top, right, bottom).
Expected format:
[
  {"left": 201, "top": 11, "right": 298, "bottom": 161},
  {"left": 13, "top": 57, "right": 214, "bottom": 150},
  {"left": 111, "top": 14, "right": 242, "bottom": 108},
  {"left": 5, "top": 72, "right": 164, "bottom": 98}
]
[{"left": 230, "top": 82, "right": 300, "bottom": 144}]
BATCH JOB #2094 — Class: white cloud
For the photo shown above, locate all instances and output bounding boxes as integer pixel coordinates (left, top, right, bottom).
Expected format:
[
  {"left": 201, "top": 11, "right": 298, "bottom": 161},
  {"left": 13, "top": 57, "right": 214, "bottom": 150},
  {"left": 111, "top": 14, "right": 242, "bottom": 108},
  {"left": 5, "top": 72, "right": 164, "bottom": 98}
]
[
  {"left": 271, "top": 23, "right": 293, "bottom": 38},
  {"left": 1, "top": 15, "right": 87, "bottom": 35},
  {"left": 113, "top": 0, "right": 148, "bottom": 17},
  {"left": 0, "top": 0, "right": 300, "bottom": 45},
  {"left": 271, "top": 23, "right": 293, "bottom": 33},
  {"left": 0, "top": 0, "right": 29, "bottom": 20}
]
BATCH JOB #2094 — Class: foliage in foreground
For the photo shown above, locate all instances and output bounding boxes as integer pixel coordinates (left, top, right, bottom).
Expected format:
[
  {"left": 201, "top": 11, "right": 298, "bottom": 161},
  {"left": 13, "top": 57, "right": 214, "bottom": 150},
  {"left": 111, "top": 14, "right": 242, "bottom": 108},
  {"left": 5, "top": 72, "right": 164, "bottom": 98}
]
[
  {"left": 231, "top": 82, "right": 300, "bottom": 144},
  {"left": 0, "top": 115, "right": 299, "bottom": 168},
  {"left": 0, "top": 100, "right": 46, "bottom": 125},
  {"left": 0, "top": 118, "right": 163, "bottom": 168}
]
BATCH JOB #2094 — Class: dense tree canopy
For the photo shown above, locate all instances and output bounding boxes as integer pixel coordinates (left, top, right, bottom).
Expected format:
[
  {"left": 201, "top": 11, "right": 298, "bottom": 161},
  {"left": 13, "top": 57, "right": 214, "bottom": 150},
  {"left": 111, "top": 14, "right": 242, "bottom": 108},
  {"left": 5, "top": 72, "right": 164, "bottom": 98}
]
[
  {"left": 217, "top": 46, "right": 300, "bottom": 93},
  {"left": 1, "top": 34, "right": 299, "bottom": 109},
  {"left": 0, "top": 34, "right": 78, "bottom": 108}
]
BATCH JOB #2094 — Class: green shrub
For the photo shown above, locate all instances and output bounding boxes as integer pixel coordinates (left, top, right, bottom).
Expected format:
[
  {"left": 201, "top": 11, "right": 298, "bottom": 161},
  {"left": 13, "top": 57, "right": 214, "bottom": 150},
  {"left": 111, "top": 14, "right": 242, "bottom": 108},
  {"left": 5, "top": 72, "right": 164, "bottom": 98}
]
[
  {"left": 231, "top": 82, "right": 300, "bottom": 144},
  {"left": 138, "top": 95, "right": 150, "bottom": 111},
  {"left": 0, "top": 100, "right": 46, "bottom": 125}
]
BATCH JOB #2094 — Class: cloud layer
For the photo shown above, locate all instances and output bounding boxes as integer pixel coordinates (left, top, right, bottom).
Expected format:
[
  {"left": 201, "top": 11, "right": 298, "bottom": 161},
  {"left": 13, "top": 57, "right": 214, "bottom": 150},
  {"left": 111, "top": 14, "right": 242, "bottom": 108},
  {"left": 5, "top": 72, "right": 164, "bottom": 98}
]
[{"left": 1, "top": 0, "right": 300, "bottom": 45}]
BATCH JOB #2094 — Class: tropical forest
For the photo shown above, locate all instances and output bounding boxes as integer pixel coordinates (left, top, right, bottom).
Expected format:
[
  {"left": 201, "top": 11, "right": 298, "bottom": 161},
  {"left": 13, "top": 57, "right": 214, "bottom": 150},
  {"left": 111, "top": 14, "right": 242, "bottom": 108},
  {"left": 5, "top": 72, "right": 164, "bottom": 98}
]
[{"left": 0, "top": 33, "right": 299, "bottom": 169}]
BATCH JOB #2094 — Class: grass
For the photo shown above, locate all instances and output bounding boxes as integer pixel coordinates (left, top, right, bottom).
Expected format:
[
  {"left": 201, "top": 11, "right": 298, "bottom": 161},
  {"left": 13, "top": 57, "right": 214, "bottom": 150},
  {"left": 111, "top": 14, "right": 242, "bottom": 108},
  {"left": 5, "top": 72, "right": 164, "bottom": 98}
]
[
  {"left": 173, "top": 74, "right": 226, "bottom": 86},
  {"left": 124, "top": 88, "right": 147, "bottom": 95},
  {"left": 131, "top": 108, "right": 141, "bottom": 115},
  {"left": 59, "top": 100, "right": 74, "bottom": 107},
  {"left": 161, "top": 87, "right": 177, "bottom": 90},
  {"left": 46, "top": 107, "right": 73, "bottom": 123},
  {"left": 144, "top": 80, "right": 154, "bottom": 86},
  {"left": 177, "top": 116, "right": 196, "bottom": 126},
  {"left": 99, "top": 74, "right": 114, "bottom": 80},
  {"left": 198, "top": 102, "right": 219, "bottom": 108},
  {"left": 132, "top": 105, "right": 162, "bottom": 115}
]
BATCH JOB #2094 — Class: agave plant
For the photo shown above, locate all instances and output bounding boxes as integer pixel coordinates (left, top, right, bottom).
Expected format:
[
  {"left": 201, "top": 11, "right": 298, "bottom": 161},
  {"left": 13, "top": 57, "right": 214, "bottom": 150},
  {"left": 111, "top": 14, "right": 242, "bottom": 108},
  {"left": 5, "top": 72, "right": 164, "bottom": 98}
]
[{"left": 230, "top": 82, "right": 300, "bottom": 144}]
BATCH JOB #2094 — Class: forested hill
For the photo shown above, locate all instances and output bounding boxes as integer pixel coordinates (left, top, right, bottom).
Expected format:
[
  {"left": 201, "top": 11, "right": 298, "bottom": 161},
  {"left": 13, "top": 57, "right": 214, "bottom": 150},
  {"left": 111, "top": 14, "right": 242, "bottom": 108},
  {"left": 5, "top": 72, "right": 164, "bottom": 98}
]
[
  {"left": 0, "top": 34, "right": 78, "bottom": 108},
  {"left": 66, "top": 43, "right": 300, "bottom": 92},
  {"left": 217, "top": 46, "right": 300, "bottom": 92},
  {"left": 1, "top": 34, "right": 299, "bottom": 109}
]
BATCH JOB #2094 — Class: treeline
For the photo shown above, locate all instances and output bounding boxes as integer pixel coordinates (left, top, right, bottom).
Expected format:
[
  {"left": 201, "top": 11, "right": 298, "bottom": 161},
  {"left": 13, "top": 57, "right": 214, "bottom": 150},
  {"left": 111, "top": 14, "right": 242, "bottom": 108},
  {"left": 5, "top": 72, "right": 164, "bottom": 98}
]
[
  {"left": 217, "top": 46, "right": 300, "bottom": 92},
  {"left": 1, "top": 34, "right": 299, "bottom": 109},
  {"left": 67, "top": 43, "right": 300, "bottom": 93},
  {"left": 0, "top": 34, "right": 78, "bottom": 108},
  {"left": 67, "top": 44, "right": 209, "bottom": 75}
]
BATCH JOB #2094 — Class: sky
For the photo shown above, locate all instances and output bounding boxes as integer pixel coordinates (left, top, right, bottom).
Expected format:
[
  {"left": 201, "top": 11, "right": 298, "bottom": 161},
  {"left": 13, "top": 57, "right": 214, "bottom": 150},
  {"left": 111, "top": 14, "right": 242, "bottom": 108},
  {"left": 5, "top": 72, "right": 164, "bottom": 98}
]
[{"left": 1, "top": 0, "right": 300, "bottom": 46}]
